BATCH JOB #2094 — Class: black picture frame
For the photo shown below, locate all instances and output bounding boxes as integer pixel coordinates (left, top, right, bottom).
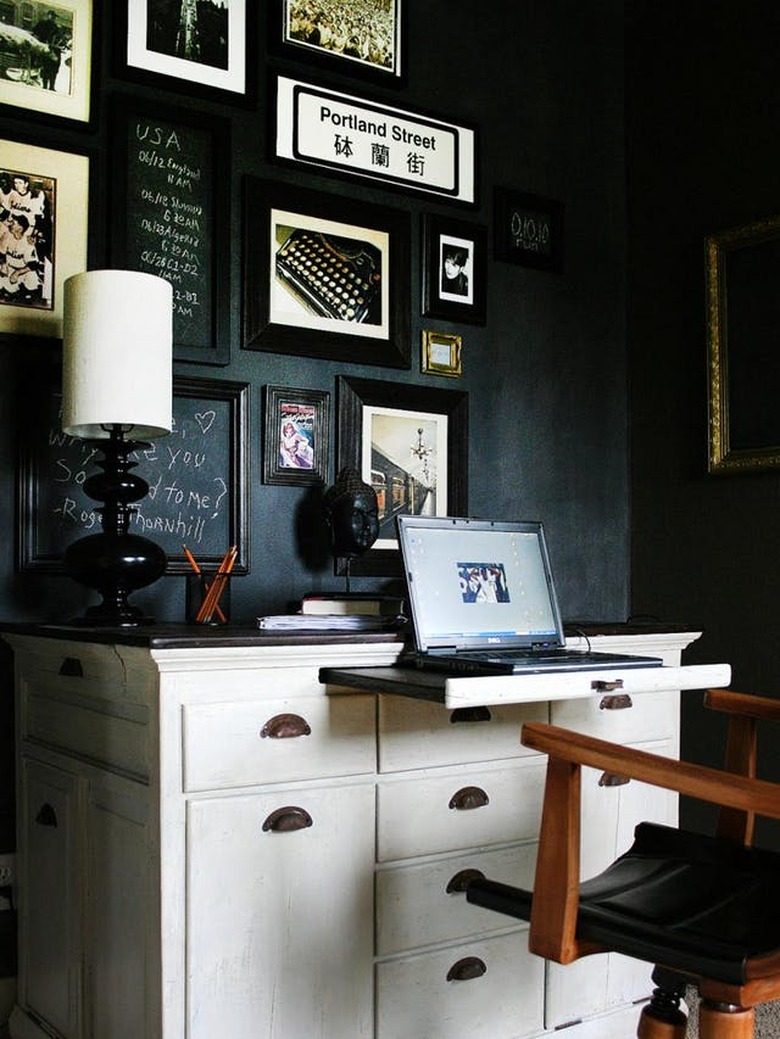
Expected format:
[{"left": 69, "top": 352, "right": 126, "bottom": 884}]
[
  {"left": 422, "top": 214, "right": 487, "bottom": 325},
  {"left": 18, "top": 370, "right": 250, "bottom": 575},
  {"left": 243, "top": 177, "right": 411, "bottom": 368},
  {"left": 115, "top": 0, "right": 255, "bottom": 106},
  {"left": 269, "top": 0, "right": 406, "bottom": 86},
  {"left": 706, "top": 214, "right": 780, "bottom": 473},
  {"left": 263, "top": 384, "right": 331, "bottom": 486},
  {"left": 493, "top": 187, "right": 564, "bottom": 272},
  {"left": 336, "top": 375, "right": 468, "bottom": 576},
  {"left": 109, "top": 95, "right": 231, "bottom": 365}
]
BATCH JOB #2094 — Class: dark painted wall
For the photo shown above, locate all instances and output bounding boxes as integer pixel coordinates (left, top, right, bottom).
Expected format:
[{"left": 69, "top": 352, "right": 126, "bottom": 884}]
[
  {"left": 626, "top": 0, "right": 780, "bottom": 843},
  {"left": 0, "top": 0, "right": 630, "bottom": 924},
  {"left": 0, "top": 1, "right": 629, "bottom": 641}
]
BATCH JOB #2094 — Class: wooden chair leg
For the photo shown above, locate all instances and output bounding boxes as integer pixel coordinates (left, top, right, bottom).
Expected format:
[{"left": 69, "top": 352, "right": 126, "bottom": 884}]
[
  {"left": 637, "top": 971, "right": 688, "bottom": 1039},
  {"left": 637, "top": 985, "right": 688, "bottom": 1039},
  {"left": 698, "top": 1001, "right": 754, "bottom": 1039}
]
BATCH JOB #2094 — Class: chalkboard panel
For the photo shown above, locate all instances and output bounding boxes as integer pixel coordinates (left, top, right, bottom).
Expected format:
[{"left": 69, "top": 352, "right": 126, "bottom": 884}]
[
  {"left": 111, "top": 96, "right": 230, "bottom": 365},
  {"left": 18, "top": 375, "right": 249, "bottom": 574}
]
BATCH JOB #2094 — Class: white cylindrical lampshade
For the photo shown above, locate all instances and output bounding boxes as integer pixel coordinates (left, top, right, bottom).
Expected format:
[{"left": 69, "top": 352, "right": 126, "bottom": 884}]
[{"left": 62, "top": 270, "right": 173, "bottom": 439}]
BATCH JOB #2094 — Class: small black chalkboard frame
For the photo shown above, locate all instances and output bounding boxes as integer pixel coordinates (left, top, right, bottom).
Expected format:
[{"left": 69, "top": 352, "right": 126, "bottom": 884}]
[
  {"left": 493, "top": 187, "right": 564, "bottom": 273},
  {"left": 110, "top": 96, "right": 231, "bottom": 365},
  {"left": 242, "top": 177, "right": 411, "bottom": 369},
  {"left": 17, "top": 372, "right": 250, "bottom": 575}
]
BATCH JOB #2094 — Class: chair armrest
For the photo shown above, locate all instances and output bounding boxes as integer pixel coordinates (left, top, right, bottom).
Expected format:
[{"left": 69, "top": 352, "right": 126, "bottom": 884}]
[
  {"left": 521, "top": 719, "right": 780, "bottom": 964},
  {"left": 704, "top": 688, "right": 780, "bottom": 722},
  {"left": 521, "top": 722, "right": 780, "bottom": 820}
]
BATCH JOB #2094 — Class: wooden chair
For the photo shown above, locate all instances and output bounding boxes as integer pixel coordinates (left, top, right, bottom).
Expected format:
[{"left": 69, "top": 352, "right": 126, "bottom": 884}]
[{"left": 466, "top": 689, "right": 780, "bottom": 1039}]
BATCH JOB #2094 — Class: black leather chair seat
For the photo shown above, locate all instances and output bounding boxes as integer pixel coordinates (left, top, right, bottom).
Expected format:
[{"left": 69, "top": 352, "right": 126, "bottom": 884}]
[{"left": 467, "top": 821, "right": 780, "bottom": 985}]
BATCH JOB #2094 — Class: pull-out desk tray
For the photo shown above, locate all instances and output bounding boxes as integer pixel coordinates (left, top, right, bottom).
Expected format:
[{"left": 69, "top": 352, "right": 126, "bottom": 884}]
[{"left": 318, "top": 662, "right": 732, "bottom": 708}]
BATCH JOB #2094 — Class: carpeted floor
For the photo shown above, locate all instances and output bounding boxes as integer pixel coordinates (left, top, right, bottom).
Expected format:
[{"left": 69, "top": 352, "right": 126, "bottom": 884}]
[{"left": 685, "top": 988, "right": 780, "bottom": 1036}]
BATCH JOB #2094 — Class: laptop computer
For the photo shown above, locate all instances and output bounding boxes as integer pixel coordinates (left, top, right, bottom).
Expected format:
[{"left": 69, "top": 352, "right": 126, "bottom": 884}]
[{"left": 396, "top": 515, "right": 663, "bottom": 675}]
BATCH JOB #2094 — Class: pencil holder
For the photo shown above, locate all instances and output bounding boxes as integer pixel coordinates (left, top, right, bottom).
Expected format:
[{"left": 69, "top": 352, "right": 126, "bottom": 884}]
[{"left": 186, "top": 571, "right": 231, "bottom": 625}]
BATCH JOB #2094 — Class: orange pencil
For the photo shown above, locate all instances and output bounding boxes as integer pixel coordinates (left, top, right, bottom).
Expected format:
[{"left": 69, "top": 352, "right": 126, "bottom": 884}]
[
  {"left": 196, "top": 544, "right": 236, "bottom": 623},
  {"left": 184, "top": 543, "right": 227, "bottom": 624}
]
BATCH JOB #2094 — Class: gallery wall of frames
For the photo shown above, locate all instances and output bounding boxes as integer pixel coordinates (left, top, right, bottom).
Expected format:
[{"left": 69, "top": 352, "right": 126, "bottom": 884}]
[{"left": 0, "top": 0, "right": 631, "bottom": 630}]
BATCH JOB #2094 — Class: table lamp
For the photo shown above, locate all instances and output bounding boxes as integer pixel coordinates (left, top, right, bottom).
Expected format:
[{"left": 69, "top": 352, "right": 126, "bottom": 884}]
[{"left": 61, "top": 269, "right": 173, "bottom": 626}]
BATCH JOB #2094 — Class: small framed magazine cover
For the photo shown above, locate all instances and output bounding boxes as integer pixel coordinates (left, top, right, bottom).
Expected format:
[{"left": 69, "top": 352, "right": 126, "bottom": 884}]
[{"left": 263, "top": 384, "right": 330, "bottom": 485}]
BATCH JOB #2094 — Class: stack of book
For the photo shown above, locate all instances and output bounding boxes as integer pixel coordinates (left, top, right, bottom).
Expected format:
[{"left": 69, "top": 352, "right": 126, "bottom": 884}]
[{"left": 256, "top": 594, "right": 407, "bottom": 633}]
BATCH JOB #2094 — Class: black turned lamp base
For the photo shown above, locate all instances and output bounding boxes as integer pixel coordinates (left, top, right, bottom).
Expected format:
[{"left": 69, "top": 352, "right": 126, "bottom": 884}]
[{"left": 64, "top": 428, "right": 167, "bottom": 627}]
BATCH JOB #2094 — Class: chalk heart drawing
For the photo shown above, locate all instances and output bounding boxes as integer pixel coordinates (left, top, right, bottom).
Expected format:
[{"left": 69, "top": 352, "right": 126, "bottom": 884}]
[{"left": 195, "top": 410, "right": 216, "bottom": 434}]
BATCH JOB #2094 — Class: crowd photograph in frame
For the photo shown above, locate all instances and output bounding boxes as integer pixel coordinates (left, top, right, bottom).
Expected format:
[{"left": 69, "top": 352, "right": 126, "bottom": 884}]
[
  {"left": 120, "top": 0, "right": 251, "bottom": 101},
  {"left": 109, "top": 96, "right": 230, "bottom": 364},
  {"left": 0, "top": 137, "right": 89, "bottom": 339},
  {"left": 270, "top": 0, "right": 405, "bottom": 84},
  {"left": 0, "top": 0, "right": 94, "bottom": 124},
  {"left": 336, "top": 375, "right": 468, "bottom": 575},
  {"left": 706, "top": 214, "right": 780, "bottom": 474},
  {"left": 422, "top": 214, "right": 486, "bottom": 325},
  {"left": 422, "top": 330, "right": 462, "bottom": 378},
  {"left": 243, "top": 177, "right": 411, "bottom": 368},
  {"left": 263, "top": 384, "right": 330, "bottom": 486},
  {"left": 494, "top": 187, "right": 564, "bottom": 272}
]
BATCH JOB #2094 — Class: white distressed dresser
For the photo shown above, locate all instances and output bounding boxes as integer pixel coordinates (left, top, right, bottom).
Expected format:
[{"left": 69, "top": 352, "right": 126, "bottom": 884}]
[{"left": 1, "top": 624, "right": 729, "bottom": 1039}]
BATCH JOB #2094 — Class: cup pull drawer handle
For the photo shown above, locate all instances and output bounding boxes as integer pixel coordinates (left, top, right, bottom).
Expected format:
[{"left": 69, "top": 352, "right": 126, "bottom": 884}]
[
  {"left": 447, "top": 956, "right": 487, "bottom": 982},
  {"left": 450, "top": 706, "right": 492, "bottom": 724},
  {"left": 598, "top": 771, "right": 630, "bottom": 787},
  {"left": 260, "top": 713, "right": 312, "bottom": 739},
  {"left": 598, "top": 692, "right": 633, "bottom": 710},
  {"left": 262, "top": 806, "right": 313, "bottom": 833},
  {"left": 446, "top": 868, "right": 486, "bottom": 894},
  {"left": 59, "top": 657, "right": 84, "bottom": 677},
  {"left": 35, "top": 803, "right": 58, "bottom": 828},
  {"left": 449, "top": 786, "right": 489, "bottom": 810}
]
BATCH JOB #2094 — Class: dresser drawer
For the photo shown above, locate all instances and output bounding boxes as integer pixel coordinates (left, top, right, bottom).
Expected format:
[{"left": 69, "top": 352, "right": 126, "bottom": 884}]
[
  {"left": 376, "top": 931, "right": 544, "bottom": 1039},
  {"left": 550, "top": 688, "right": 678, "bottom": 744},
  {"left": 376, "top": 842, "right": 537, "bottom": 955},
  {"left": 182, "top": 692, "right": 375, "bottom": 791},
  {"left": 378, "top": 695, "right": 546, "bottom": 773},
  {"left": 377, "top": 759, "right": 545, "bottom": 862}
]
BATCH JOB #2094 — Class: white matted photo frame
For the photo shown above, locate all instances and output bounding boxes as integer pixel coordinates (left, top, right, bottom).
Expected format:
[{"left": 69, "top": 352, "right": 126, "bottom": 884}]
[
  {"left": 0, "top": 137, "right": 89, "bottom": 339},
  {"left": 422, "top": 214, "right": 486, "bottom": 325},
  {"left": 336, "top": 375, "right": 468, "bottom": 576},
  {"left": 269, "top": 0, "right": 406, "bottom": 85},
  {"left": 243, "top": 177, "right": 411, "bottom": 368},
  {"left": 0, "top": 0, "right": 94, "bottom": 125},
  {"left": 263, "top": 384, "right": 330, "bottom": 486},
  {"left": 120, "top": 0, "right": 252, "bottom": 102}
]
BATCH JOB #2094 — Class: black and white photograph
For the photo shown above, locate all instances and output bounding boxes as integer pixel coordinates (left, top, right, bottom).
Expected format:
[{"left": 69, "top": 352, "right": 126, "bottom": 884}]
[
  {"left": 0, "top": 165, "right": 54, "bottom": 311},
  {"left": 277, "top": 0, "right": 404, "bottom": 82},
  {"left": 0, "top": 0, "right": 93, "bottom": 123},
  {"left": 0, "top": 137, "right": 88, "bottom": 338},
  {"left": 366, "top": 406, "right": 447, "bottom": 546},
  {"left": 422, "top": 214, "right": 487, "bottom": 325},
  {"left": 243, "top": 177, "right": 411, "bottom": 368},
  {"left": 124, "top": 0, "right": 248, "bottom": 99}
]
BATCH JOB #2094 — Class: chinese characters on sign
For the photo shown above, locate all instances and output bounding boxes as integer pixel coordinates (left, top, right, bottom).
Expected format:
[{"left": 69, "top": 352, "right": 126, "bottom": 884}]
[{"left": 276, "top": 76, "right": 476, "bottom": 203}]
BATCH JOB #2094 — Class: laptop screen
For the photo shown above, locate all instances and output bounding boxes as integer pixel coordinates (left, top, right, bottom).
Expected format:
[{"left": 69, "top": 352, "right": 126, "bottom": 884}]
[{"left": 396, "top": 515, "right": 565, "bottom": 653}]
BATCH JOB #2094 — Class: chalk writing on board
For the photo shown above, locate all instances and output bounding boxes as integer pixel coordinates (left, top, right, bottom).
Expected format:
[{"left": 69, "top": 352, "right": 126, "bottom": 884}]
[
  {"left": 126, "top": 117, "right": 214, "bottom": 349},
  {"left": 19, "top": 377, "right": 249, "bottom": 573}
]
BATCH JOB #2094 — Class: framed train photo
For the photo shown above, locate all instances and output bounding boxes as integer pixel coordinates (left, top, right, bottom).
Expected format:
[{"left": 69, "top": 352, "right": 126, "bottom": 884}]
[{"left": 336, "top": 375, "right": 468, "bottom": 576}]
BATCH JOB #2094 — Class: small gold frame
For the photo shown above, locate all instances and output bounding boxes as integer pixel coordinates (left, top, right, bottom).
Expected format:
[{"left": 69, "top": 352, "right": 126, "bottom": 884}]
[
  {"left": 421, "top": 330, "right": 462, "bottom": 378},
  {"left": 706, "top": 214, "right": 780, "bottom": 473}
]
